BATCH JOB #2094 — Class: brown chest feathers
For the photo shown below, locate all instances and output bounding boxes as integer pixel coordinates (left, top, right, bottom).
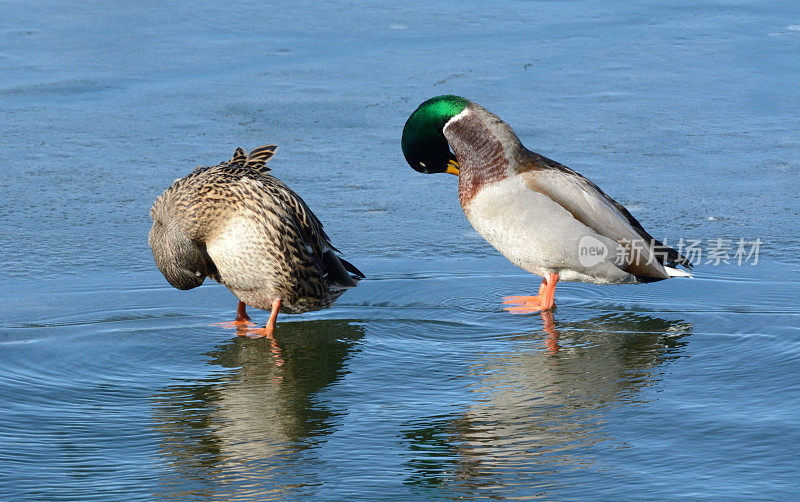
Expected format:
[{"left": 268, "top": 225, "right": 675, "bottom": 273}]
[{"left": 444, "top": 108, "right": 528, "bottom": 207}]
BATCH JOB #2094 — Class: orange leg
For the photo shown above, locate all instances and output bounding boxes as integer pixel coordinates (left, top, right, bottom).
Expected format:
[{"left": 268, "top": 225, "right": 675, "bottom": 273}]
[
  {"left": 236, "top": 301, "right": 251, "bottom": 322},
  {"left": 244, "top": 299, "right": 285, "bottom": 365},
  {"left": 244, "top": 298, "right": 282, "bottom": 339},
  {"left": 211, "top": 300, "right": 254, "bottom": 329},
  {"left": 265, "top": 298, "right": 281, "bottom": 336},
  {"left": 503, "top": 273, "right": 559, "bottom": 313}
]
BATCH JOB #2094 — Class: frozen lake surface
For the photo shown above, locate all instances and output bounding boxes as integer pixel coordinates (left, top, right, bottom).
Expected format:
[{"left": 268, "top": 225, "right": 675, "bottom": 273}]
[{"left": 1, "top": 1, "right": 799, "bottom": 500}]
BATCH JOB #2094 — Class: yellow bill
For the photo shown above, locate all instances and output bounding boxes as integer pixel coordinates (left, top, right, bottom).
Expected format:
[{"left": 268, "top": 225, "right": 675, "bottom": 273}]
[{"left": 446, "top": 159, "right": 460, "bottom": 176}]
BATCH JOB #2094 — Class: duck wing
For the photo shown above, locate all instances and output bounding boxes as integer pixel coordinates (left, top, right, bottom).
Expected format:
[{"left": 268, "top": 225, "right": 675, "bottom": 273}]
[
  {"left": 520, "top": 151, "right": 692, "bottom": 280},
  {"left": 241, "top": 152, "right": 363, "bottom": 288},
  {"left": 256, "top": 175, "right": 362, "bottom": 288}
]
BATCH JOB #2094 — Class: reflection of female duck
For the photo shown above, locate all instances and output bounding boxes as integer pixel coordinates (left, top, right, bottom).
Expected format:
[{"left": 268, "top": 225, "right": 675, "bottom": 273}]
[
  {"left": 402, "top": 313, "right": 691, "bottom": 494},
  {"left": 151, "top": 320, "right": 364, "bottom": 495}
]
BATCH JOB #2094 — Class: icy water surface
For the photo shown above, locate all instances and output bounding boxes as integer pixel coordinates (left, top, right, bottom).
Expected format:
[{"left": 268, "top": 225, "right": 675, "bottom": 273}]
[{"left": 1, "top": 1, "right": 799, "bottom": 500}]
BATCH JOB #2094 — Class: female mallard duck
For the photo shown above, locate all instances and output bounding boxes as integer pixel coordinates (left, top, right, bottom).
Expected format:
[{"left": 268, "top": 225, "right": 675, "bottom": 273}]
[
  {"left": 402, "top": 95, "right": 692, "bottom": 313},
  {"left": 149, "top": 145, "right": 364, "bottom": 336}
]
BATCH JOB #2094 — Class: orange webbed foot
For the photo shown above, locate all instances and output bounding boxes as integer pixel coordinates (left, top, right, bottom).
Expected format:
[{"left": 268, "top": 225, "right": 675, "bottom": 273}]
[
  {"left": 242, "top": 298, "right": 280, "bottom": 340},
  {"left": 502, "top": 273, "right": 559, "bottom": 314},
  {"left": 210, "top": 301, "right": 254, "bottom": 329},
  {"left": 211, "top": 317, "right": 255, "bottom": 329},
  {"left": 241, "top": 326, "right": 275, "bottom": 339},
  {"left": 503, "top": 297, "right": 546, "bottom": 314},
  {"left": 502, "top": 294, "right": 544, "bottom": 305}
]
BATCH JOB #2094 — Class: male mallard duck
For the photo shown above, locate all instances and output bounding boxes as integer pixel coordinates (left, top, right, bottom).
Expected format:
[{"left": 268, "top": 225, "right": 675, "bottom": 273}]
[
  {"left": 402, "top": 95, "right": 692, "bottom": 313},
  {"left": 149, "top": 145, "right": 364, "bottom": 336}
]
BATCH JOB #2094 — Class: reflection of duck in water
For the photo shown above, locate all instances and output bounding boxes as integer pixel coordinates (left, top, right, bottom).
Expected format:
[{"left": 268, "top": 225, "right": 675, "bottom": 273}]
[
  {"left": 151, "top": 320, "right": 364, "bottom": 497},
  {"left": 149, "top": 145, "right": 364, "bottom": 338},
  {"left": 402, "top": 313, "right": 692, "bottom": 494}
]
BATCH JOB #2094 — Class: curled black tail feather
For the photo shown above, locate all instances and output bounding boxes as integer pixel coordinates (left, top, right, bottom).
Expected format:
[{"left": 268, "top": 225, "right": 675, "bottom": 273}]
[
  {"left": 340, "top": 257, "right": 366, "bottom": 280},
  {"left": 322, "top": 251, "right": 364, "bottom": 288},
  {"left": 229, "top": 147, "right": 247, "bottom": 166},
  {"left": 245, "top": 145, "right": 278, "bottom": 171}
]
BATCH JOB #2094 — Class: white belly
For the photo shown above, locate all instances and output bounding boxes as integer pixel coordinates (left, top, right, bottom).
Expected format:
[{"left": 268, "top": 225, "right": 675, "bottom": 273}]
[{"left": 463, "top": 177, "right": 634, "bottom": 284}]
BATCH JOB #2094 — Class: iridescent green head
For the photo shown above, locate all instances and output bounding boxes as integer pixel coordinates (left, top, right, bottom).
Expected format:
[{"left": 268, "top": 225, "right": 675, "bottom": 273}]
[{"left": 402, "top": 95, "right": 470, "bottom": 175}]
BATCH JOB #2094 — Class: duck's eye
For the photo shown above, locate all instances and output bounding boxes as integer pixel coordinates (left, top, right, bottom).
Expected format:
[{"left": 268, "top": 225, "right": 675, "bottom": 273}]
[{"left": 419, "top": 162, "right": 426, "bottom": 168}]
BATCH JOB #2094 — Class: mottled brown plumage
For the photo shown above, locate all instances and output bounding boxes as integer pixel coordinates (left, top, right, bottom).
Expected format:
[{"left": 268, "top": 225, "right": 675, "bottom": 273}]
[{"left": 149, "top": 145, "right": 364, "bottom": 320}]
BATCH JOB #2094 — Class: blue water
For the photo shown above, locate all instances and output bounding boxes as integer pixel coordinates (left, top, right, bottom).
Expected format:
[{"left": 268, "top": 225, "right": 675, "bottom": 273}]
[{"left": 1, "top": 1, "right": 799, "bottom": 500}]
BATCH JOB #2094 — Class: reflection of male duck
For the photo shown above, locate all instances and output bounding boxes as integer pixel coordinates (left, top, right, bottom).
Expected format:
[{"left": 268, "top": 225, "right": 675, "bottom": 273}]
[
  {"left": 403, "top": 313, "right": 692, "bottom": 494},
  {"left": 151, "top": 320, "right": 364, "bottom": 497}
]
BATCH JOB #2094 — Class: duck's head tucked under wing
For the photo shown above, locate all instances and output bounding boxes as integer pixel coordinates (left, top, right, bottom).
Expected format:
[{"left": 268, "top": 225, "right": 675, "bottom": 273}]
[{"left": 148, "top": 219, "right": 207, "bottom": 290}]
